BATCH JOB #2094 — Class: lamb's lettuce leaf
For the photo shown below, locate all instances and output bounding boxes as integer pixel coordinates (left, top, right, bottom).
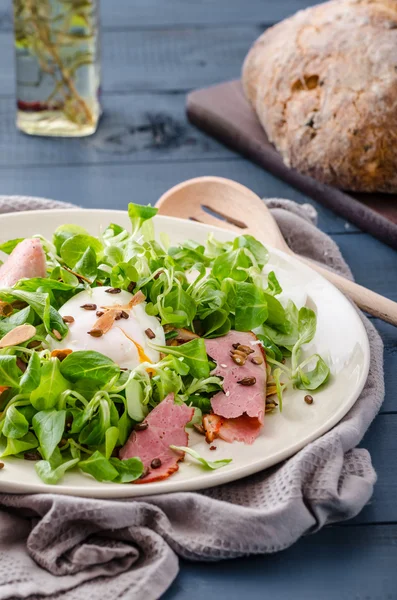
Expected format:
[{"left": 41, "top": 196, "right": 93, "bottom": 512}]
[
  {"left": 30, "top": 359, "right": 69, "bottom": 411},
  {"left": 60, "top": 351, "right": 120, "bottom": 385},
  {"left": 150, "top": 338, "right": 210, "bottom": 379}
]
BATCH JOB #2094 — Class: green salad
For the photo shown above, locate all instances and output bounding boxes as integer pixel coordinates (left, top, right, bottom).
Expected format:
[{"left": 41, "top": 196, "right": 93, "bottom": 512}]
[{"left": 0, "top": 203, "right": 330, "bottom": 485}]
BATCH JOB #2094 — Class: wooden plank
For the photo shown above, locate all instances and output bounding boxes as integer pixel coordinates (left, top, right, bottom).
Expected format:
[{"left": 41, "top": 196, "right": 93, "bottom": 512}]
[
  {"left": 0, "top": 2, "right": 320, "bottom": 30},
  {"left": 95, "top": 27, "right": 256, "bottom": 93},
  {"left": 371, "top": 319, "right": 397, "bottom": 414},
  {"left": 0, "top": 93, "right": 356, "bottom": 232},
  {"left": 0, "top": 27, "right": 260, "bottom": 95},
  {"left": 350, "top": 415, "right": 397, "bottom": 525},
  {"left": 163, "top": 524, "right": 397, "bottom": 600},
  {"left": 0, "top": 92, "right": 360, "bottom": 233},
  {"left": 0, "top": 160, "right": 360, "bottom": 235},
  {"left": 332, "top": 233, "right": 397, "bottom": 302},
  {"left": 99, "top": 0, "right": 318, "bottom": 27},
  {"left": 0, "top": 94, "right": 233, "bottom": 166},
  {"left": 3, "top": 91, "right": 394, "bottom": 234}
]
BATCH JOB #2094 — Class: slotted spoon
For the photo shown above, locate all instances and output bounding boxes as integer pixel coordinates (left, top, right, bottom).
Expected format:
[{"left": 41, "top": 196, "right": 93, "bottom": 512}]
[{"left": 156, "top": 176, "right": 397, "bottom": 326}]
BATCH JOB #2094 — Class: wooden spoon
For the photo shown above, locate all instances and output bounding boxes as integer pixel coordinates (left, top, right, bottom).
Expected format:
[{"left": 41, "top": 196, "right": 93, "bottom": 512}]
[{"left": 156, "top": 176, "right": 397, "bottom": 327}]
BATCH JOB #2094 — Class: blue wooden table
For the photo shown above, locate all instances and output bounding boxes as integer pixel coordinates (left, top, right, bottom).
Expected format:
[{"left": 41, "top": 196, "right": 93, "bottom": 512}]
[{"left": 1, "top": 1, "right": 396, "bottom": 597}]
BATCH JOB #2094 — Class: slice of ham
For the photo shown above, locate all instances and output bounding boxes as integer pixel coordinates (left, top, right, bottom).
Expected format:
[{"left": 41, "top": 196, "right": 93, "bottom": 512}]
[
  {"left": 203, "top": 331, "right": 267, "bottom": 445},
  {"left": 0, "top": 239, "right": 46, "bottom": 287},
  {"left": 216, "top": 415, "right": 262, "bottom": 445},
  {"left": 203, "top": 413, "right": 262, "bottom": 445},
  {"left": 205, "top": 331, "right": 266, "bottom": 423},
  {"left": 119, "top": 393, "right": 194, "bottom": 483}
]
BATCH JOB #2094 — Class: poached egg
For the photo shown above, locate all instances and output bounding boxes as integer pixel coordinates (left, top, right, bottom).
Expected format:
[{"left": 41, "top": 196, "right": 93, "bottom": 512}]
[{"left": 48, "top": 287, "right": 165, "bottom": 369}]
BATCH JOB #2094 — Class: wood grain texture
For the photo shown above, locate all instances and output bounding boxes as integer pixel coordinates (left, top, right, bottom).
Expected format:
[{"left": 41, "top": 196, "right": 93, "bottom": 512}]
[
  {"left": 332, "top": 233, "right": 397, "bottom": 302},
  {"left": 351, "top": 415, "right": 397, "bottom": 524},
  {"left": 163, "top": 524, "right": 397, "bottom": 600},
  {"left": 0, "top": 1, "right": 320, "bottom": 30},
  {"left": 371, "top": 319, "right": 397, "bottom": 414},
  {"left": 0, "top": 28, "right": 260, "bottom": 95},
  {"left": 0, "top": 94, "right": 232, "bottom": 166},
  {"left": 0, "top": 160, "right": 358, "bottom": 235}
]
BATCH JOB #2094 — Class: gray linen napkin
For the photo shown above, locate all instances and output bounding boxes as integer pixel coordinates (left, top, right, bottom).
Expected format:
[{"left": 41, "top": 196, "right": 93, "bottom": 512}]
[{"left": 0, "top": 196, "right": 384, "bottom": 600}]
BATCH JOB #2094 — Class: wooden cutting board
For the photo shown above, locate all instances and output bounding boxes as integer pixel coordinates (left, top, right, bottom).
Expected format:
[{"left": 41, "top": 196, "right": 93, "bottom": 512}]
[{"left": 187, "top": 80, "right": 397, "bottom": 250}]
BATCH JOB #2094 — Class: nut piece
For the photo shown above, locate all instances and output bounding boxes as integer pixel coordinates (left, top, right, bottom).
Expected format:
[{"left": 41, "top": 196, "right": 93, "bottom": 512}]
[
  {"left": 88, "top": 328, "right": 103, "bottom": 338},
  {"left": 237, "top": 344, "right": 254, "bottom": 355},
  {"left": 50, "top": 349, "right": 73, "bottom": 362},
  {"left": 80, "top": 303, "right": 97, "bottom": 311},
  {"left": 24, "top": 451, "right": 41, "bottom": 461},
  {"left": 231, "top": 354, "right": 246, "bottom": 366},
  {"left": 134, "top": 422, "right": 149, "bottom": 431},
  {"left": 150, "top": 458, "right": 162, "bottom": 469},
  {"left": 266, "top": 397, "right": 278, "bottom": 406},
  {"left": 304, "top": 394, "right": 314, "bottom": 405},
  {"left": 91, "top": 309, "right": 119, "bottom": 335},
  {"left": 0, "top": 462, "right": 4, "bottom": 470},
  {"left": 230, "top": 342, "right": 259, "bottom": 366},
  {"left": 266, "top": 383, "right": 278, "bottom": 397},
  {"left": 0, "top": 301, "right": 13, "bottom": 317},
  {"left": 251, "top": 355, "right": 264, "bottom": 365},
  {"left": 231, "top": 349, "right": 248, "bottom": 359},
  {"left": 128, "top": 290, "right": 145, "bottom": 308},
  {"left": 145, "top": 328, "right": 155, "bottom": 339},
  {"left": 127, "top": 281, "right": 136, "bottom": 293},
  {"left": 105, "top": 288, "right": 122, "bottom": 294},
  {"left": 139, "top": 467, "right": 150, "bottom": 479},
  {"left": 0, "top": 324, "right": 37, "bottom": 349},
  {"left": 237, "top": 377, "right": 257, "bottom": 386},
  {"left": 12, "top": 300, "right": 28, "bottom": 310},
  {"left": 96, "top": 310, "right": 104, "bottom": 317},
  {"left": 62, "top": 315, "right": 75, "bottom": 324}
]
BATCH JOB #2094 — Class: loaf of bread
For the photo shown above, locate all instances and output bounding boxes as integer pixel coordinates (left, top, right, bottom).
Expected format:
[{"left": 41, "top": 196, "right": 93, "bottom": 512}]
[{"left": 242, "top": 0, "right": 397, "bottom": 193}]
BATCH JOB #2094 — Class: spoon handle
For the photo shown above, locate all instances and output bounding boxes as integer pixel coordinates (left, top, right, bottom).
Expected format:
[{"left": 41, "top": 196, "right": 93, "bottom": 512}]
[{"left": 300, "top": 256, "right": 397, "bottom": 326}]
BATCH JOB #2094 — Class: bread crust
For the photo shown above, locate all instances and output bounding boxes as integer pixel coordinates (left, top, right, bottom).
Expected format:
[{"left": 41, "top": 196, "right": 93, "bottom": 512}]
[{"left": 242, "top": 0, "right": 397, "bottom": 193}]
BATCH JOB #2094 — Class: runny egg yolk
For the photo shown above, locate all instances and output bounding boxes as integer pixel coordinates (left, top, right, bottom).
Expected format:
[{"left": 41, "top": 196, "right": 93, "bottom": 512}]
[
  {"left": 48, "top": 287, "right": 165, "bottom": 370},
  {"left": 117, "top": 328, "right": 152, "bottom": 364}
]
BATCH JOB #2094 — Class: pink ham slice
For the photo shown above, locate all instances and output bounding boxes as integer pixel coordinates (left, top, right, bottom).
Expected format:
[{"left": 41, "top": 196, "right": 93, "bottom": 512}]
[
  {"left": 0, "top": 239, "right": 46, "bottom": 287},
  {"left": 204, "top": 331, "right": 267, "bottom": 445},
  {"left": 205, "top": 331, "right": 266, "bottom": 423},
  {"left": 203, "top": 412, "right": 262, "bottom": 446},
  {"left": 119, "top": 393, "right": 194, "bottom": 483}
]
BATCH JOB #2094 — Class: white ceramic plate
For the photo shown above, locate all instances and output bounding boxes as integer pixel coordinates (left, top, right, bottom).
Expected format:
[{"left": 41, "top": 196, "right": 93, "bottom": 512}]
[{"left": 0, "top": 209, "right": 370, "bottom": 497}]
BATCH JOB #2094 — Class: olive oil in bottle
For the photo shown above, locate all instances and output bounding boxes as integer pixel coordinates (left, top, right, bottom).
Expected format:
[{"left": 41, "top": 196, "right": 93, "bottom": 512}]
[{"left": 13, "top": 0, "right": 101, "bottom": 137}]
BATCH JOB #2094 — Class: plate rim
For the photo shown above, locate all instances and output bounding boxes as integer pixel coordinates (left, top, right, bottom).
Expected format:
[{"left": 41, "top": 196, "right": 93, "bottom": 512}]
[{"left": 0, "top": 208, "right": 371, "bottom": 497}]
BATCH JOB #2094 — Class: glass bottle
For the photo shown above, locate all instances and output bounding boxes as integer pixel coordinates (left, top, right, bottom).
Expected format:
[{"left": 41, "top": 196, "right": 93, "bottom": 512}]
[{"left": 13, "top": 0, "right": 101, "bottom": 137}]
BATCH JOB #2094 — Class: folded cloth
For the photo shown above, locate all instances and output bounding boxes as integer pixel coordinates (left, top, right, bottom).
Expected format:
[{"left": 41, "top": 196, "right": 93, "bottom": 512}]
[{"left": 0, "top": 196, "right": 384, "bottom": 600}]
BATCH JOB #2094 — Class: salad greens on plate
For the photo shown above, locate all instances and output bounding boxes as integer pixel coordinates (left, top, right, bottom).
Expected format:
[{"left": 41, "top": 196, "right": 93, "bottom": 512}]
[{"left": 0, "top": 203, "right": 329, "bottom": 485}]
